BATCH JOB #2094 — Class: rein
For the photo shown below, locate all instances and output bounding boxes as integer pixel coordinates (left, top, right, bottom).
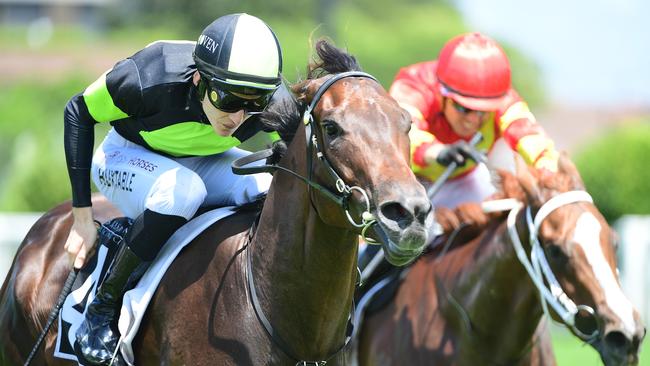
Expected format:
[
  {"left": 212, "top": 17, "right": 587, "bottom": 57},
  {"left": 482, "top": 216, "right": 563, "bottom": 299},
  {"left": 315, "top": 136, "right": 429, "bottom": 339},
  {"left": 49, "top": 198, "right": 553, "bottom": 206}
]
[
  {"left": 504, "top": 190, "right": 600, "bottom": 342},
  {"left": 237, "top": 71, "right": 381, "bottom": 365}
]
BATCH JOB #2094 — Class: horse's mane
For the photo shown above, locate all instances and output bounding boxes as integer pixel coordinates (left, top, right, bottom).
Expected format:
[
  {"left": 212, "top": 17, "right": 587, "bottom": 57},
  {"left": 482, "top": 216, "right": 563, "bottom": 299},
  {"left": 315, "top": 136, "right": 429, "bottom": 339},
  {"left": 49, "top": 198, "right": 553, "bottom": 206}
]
[
  {"left": 258, "top": 39, "right": 362, "bottom": 164},
  {"left": 436, "top": 159, "right": 578, "bottom": 237}
]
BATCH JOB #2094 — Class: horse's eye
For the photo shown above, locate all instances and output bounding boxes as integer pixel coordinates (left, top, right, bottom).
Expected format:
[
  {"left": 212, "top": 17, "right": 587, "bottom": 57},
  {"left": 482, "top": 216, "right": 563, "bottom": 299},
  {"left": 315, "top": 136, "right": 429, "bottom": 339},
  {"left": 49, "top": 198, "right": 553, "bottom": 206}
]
[
  {"left": 545, "top": 244, "right": 566, "bottom": 262},
  {"left": 322, "top": 121, "right": 342, "bottom": 139}
]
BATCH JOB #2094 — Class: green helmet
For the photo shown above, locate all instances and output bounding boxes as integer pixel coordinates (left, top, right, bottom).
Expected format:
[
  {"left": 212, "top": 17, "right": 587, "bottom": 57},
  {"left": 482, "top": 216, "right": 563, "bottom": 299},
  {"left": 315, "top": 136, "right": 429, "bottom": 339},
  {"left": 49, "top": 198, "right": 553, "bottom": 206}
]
[{"left": 194, "top": 13, "right": 282, "bottom": 95}]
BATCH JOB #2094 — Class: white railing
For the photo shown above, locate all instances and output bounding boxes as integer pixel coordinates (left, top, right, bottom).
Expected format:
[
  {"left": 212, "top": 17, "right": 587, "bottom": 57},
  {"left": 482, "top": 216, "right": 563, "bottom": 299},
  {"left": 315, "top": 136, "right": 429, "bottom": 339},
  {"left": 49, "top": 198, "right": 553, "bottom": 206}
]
[
  {"left": 616, "top": 215, "right": 650, "bottom": 323},
  {"left": 0, "top": 212, "right": 43, "bottom": 281}
]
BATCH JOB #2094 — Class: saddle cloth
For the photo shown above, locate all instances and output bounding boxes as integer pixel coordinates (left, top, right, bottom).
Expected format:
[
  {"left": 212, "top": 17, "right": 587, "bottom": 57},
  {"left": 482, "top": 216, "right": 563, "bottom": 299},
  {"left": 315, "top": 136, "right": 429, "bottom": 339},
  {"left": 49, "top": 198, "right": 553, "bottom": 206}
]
[{"left": 54, "top": 206, "right": 236, "bottom": 365}]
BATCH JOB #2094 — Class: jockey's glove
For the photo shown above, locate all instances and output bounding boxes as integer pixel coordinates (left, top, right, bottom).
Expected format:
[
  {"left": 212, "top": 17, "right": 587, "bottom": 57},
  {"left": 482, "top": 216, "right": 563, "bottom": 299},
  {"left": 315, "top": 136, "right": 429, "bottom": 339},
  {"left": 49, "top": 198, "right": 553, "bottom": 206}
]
[{"left": 436, "top": 140, "right": 486, "bottom": 167}]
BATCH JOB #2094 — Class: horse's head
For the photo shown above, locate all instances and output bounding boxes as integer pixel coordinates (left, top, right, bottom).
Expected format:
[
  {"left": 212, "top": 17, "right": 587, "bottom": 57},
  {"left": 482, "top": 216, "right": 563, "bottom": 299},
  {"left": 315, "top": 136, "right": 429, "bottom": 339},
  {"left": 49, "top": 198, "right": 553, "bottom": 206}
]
[
  {"left": 264, "top": 40, "right": 432, "bottom": 266},
  {"left": 509, "top": 154, "right": 645, "bottom": 366}
]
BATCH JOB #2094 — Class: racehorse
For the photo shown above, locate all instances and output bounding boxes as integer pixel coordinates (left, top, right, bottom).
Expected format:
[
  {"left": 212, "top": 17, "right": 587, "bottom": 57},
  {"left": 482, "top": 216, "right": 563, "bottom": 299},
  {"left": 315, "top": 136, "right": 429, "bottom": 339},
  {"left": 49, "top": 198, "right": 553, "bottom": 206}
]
[
  {"left": 0, "top": 40, "right": 433, "bottom": 365},
  {"left": 358, "top": 155, "right": 645, "bottom": 366}
]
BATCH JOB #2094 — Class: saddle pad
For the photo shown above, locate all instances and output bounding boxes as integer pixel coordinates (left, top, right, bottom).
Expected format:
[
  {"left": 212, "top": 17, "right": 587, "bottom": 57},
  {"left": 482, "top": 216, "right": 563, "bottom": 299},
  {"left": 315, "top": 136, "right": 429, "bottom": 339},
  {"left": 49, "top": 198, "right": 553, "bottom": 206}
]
[{"left": 54, "top": 206, "right": 235, "bottom": 365}]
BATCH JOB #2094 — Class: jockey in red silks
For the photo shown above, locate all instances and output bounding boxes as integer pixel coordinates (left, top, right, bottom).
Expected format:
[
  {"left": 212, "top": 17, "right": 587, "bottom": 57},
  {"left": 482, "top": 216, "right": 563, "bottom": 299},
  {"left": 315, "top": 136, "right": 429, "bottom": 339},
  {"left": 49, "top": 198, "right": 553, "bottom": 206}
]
[{"left": 390, "top": 32, "right": 559, "bottom": 209}]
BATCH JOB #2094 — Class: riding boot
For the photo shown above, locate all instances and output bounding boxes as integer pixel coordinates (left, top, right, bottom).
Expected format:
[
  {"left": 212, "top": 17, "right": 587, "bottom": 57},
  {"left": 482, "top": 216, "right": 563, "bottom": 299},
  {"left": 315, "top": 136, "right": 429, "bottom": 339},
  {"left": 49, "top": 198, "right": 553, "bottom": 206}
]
[{"left": 75, "top": 243, "right": 150, "bottom": 365}]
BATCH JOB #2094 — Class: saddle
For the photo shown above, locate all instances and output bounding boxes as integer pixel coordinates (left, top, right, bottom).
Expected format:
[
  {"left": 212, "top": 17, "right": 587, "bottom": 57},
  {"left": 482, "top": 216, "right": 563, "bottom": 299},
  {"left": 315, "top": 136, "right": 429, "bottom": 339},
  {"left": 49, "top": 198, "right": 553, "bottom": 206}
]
[{"left": 55, "top": 207, "right": 236, "bottom": 365}]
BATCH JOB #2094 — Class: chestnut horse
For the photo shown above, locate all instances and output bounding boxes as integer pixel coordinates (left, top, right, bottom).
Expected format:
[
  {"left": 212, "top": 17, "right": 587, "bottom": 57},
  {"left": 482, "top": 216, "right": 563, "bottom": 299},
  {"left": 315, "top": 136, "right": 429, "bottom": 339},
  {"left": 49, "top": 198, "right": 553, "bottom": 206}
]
[
  {"left": 358, "top": 155, "right": 645, "bottom": 366},
  {"left": 0, "top": 40, "right": 432, "bottom": 365}
]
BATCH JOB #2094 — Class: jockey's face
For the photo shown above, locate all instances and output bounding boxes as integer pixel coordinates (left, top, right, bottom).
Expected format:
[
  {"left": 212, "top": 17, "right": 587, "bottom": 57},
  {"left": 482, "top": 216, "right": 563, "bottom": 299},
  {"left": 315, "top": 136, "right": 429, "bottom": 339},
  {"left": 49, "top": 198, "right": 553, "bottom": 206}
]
[
  {"left": 200, "top": 94, "right": 254, "bottom": 136},
  {"left": 193, "top": 71, "right": 259, "bottom": 137},
  {"left": 443, "top": 97, "right": 489, "bottom": 138}
]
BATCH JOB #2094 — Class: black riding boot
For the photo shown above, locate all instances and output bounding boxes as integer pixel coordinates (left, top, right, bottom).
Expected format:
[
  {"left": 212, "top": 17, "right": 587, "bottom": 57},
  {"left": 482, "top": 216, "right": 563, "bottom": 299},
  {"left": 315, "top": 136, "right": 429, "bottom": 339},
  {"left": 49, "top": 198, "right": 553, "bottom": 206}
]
[{"left": 75, "top": 244, "right": 149, "bottom": 365}]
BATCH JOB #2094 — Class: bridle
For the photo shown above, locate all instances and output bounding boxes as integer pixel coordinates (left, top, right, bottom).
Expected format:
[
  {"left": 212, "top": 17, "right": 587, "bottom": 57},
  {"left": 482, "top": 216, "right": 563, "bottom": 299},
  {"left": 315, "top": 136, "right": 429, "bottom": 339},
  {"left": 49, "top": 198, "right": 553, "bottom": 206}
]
[
  {"left": 232, "top": 71, "right": 380, "bottom": 240},
  {"left": 234, "top": 71, "right": 382, "bottom": 365},
  {"left": 502, "top": 190, "right": 601, "bottom": 342}
]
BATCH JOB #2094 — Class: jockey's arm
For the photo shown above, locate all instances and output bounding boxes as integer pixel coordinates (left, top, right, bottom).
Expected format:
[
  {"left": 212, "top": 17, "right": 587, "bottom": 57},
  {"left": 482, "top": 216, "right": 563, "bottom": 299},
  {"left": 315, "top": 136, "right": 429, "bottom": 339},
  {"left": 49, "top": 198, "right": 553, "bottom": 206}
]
[
  {"left": 389, "top": 62, "right": 450, "bottom": 177},
  {"left": 63, "top": 65, "right": 139, "bottom": 268},
  {"left": 497, "top": 99, "right": 559, "bottom": 173},
  {"left": 63, "top": 91, "right": 99, "bottom": 269}
]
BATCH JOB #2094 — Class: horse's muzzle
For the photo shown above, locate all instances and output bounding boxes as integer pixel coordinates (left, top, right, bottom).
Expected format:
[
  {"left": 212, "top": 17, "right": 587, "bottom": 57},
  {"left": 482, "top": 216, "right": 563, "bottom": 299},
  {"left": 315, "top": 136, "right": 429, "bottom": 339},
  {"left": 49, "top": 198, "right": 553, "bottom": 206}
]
[
  {"left": 594, "top": 317, "right": 645, "bottom": 366},
  {"left": 373, "top": 197, "right": 433, "bottom": 266}
]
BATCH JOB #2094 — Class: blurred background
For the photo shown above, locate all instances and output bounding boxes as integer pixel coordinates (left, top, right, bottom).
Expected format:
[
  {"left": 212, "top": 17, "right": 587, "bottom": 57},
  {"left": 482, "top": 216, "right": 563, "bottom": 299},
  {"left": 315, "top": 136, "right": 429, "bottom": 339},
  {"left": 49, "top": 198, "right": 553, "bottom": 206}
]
[{"left": 0, "top": 0, "right": 648, "bottom": 363}]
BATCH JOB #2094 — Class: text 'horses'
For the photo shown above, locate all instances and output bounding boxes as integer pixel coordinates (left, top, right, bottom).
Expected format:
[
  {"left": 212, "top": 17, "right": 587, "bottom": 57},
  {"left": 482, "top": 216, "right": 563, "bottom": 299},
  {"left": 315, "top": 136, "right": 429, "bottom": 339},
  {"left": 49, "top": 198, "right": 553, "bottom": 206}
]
[
  {"left": 359, "top": 155, "right": 645, "bottom": 366},
  {"left": 0, "top": 40, "right": 432, "bottom": 365}
]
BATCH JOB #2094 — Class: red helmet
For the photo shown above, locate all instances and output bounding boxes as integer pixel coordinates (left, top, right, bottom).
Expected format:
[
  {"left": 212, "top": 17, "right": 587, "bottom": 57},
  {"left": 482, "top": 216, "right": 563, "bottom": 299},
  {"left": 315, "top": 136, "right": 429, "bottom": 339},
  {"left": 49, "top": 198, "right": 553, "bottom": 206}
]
[{"left": 436, "top": 32, "right": 511, "bottom": 111}]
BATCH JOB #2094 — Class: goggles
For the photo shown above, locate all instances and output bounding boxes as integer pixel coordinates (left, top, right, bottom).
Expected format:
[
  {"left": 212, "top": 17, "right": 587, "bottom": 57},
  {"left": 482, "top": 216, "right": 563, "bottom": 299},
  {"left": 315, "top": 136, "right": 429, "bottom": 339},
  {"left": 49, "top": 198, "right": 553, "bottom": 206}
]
[
  {"left": 199, "top": 74, "right": 274, "bottom": 115},
  {"left": 451, "top": 99, "right": 483, "bottom": 115},
  {"left": 440, "top": 84, "right": 488, "bottom": 117}
]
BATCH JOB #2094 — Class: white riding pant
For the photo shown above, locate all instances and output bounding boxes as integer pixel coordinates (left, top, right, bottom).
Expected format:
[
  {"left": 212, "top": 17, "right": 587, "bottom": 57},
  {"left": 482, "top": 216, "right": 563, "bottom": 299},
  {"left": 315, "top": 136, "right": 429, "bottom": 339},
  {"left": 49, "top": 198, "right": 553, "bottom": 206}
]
[
  {"left": 91, "top": 128, "right": 272, "bottom": 220},
  {"left": 431, "top": 138, "right": 516, "bottom": 209}
]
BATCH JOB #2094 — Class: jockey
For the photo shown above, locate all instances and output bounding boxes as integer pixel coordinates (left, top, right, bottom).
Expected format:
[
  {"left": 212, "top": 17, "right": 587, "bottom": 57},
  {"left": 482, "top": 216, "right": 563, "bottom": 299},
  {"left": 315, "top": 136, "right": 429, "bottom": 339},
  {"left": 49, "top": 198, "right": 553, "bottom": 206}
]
[
  {"left": 63, "top": 13, "right": 282, "bottom": 365},
  {"left": 390, "top": 32, "right": 559, "bottom": 209}
]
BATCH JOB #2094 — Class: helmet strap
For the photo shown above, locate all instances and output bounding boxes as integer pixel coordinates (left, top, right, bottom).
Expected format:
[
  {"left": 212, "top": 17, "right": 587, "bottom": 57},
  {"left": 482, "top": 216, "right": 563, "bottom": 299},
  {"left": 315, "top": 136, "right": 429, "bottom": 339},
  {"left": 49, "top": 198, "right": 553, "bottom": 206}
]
[{"left": 197, "top": 78, "right": 208, "bottom": 101}]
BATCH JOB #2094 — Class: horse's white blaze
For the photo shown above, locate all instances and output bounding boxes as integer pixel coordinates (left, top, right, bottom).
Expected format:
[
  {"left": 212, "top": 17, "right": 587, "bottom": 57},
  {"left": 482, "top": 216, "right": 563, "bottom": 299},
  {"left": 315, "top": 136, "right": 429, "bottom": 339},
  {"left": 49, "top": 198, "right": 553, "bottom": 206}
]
[{"left": 574, "top": 212, "right": 637, "bottom": 334}]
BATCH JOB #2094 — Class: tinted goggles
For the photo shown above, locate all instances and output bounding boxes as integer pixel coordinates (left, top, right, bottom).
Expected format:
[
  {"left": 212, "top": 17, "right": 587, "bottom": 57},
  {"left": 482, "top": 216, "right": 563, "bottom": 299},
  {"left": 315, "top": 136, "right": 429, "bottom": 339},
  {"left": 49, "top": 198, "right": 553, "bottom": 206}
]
[
  {"left": 207, "top": 86, "right": 272, "bottom": 114},
  {"left": 199, "top": 75, "right": 274, "bottom": 114},
  {"left": 439, "top": 84, "right": 487, "bottom": 116},
  {"left": 451, "top": 99, "right": 481, "bottom": 115}
]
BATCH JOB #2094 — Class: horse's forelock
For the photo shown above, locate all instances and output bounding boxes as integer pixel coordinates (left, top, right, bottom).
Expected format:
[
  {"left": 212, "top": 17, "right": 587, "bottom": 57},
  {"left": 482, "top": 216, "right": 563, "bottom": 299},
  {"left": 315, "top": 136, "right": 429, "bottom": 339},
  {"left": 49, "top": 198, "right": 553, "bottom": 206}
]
[{"left": 307, "top": 39, "right": 361, "bottom": 79}]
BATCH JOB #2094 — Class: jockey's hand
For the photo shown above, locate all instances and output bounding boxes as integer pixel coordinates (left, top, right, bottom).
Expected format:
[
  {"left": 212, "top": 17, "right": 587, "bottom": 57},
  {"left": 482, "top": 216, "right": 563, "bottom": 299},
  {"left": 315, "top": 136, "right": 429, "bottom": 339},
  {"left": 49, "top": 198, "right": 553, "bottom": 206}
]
[
  {"left": 434, "top": 206, "right": 461, "bottom": 232},
  {"left": 64, "top": 206, "right": 98, "bottom": 269},
  {"left": 455, "top": 203, "right": 489, "bottom": 228},
  {"left": 436, "top": 141, "right": 485, "bottom": 167}
]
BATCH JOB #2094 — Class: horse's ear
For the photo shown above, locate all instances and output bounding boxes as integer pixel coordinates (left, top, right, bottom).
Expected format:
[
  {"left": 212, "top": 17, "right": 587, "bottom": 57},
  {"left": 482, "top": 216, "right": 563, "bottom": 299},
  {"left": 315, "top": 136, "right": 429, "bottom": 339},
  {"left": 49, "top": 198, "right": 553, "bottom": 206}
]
[
  {"left": 495, "top": 168, "right": 526, "bottom": 201},
  {"left": 514, "top": 155, "right": 543, "bottom": 207},
  {"left": 557, "top": 152, "right": 585, "bottom": 190},
  {"left": 292, "top": 78, "right": 326, "bottom": 105},
  {"left": 291, "top": 80, "right": 310, "bottom": 103}
]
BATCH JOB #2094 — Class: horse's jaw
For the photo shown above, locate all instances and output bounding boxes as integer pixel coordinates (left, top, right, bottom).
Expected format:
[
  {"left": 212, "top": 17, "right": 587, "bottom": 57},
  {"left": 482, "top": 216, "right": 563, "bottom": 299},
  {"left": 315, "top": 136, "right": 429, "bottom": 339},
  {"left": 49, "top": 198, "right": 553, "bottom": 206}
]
[
  {"left": 593, "top": 338, "right": 640, "bottom": 366},
  {"left": 370, "top": 219, "right": 430, "bottom": 266}
]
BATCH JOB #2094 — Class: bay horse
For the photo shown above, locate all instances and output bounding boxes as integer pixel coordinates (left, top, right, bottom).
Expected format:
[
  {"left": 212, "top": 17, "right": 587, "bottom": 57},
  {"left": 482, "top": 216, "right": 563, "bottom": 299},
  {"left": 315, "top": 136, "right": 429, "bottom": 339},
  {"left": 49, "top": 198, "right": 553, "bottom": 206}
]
[
  {"left": 0, "top": 40, "right": 433, "bottom": 365},
  {"left": 358, "top": 155, "right": 645, "bottom": 366}
]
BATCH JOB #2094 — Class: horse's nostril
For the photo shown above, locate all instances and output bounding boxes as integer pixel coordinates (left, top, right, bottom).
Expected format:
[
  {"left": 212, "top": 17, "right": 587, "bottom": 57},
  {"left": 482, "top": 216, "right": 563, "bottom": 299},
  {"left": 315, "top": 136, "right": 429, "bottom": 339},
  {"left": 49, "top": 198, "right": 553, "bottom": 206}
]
[
  {"left": 604, "top": 331, "right": 631, "bottom": 355},
  {"left": 380, "top": 202, "right": 412, "bottom": 230},
  {"left": 413, "top": 199, "right": 432, "bottom": 224}
]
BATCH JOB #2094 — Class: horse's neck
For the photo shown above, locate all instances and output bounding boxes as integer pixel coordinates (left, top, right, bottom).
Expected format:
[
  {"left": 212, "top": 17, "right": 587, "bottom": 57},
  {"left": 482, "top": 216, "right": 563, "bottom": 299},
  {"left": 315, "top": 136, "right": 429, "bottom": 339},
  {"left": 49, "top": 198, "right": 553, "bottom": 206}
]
[
  {"left": 448, "top": 208, "right": 544, "bottom": 359},
  {"left": 250, "top": 154, "right": 358, "bottom": 358}
]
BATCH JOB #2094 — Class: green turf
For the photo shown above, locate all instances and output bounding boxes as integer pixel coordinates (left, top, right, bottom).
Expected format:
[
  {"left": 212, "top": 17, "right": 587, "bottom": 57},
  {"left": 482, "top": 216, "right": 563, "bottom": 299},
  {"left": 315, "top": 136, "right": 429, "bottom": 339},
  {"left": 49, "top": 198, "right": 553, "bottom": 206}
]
[{"left": 552, "top": 325, "right": 649, "bottom": 365}]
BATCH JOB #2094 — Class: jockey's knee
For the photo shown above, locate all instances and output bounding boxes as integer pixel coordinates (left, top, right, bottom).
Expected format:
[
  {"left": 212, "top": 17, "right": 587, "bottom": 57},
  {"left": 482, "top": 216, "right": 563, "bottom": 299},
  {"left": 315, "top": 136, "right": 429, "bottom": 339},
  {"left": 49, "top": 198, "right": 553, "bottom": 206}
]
[
  {"left": 233, "top": 173, "right": 272, "bottom": 205},
  {"left": 146, "top": 168, "right": 207, "bottom": 220}
]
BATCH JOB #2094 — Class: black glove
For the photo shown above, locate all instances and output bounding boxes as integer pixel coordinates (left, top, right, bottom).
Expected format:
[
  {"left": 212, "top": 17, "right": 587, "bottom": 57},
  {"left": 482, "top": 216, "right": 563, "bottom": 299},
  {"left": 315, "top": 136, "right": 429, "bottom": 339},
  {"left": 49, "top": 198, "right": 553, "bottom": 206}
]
[{"left": 436, "top": 140, "right": 485, "bottom": 167}]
